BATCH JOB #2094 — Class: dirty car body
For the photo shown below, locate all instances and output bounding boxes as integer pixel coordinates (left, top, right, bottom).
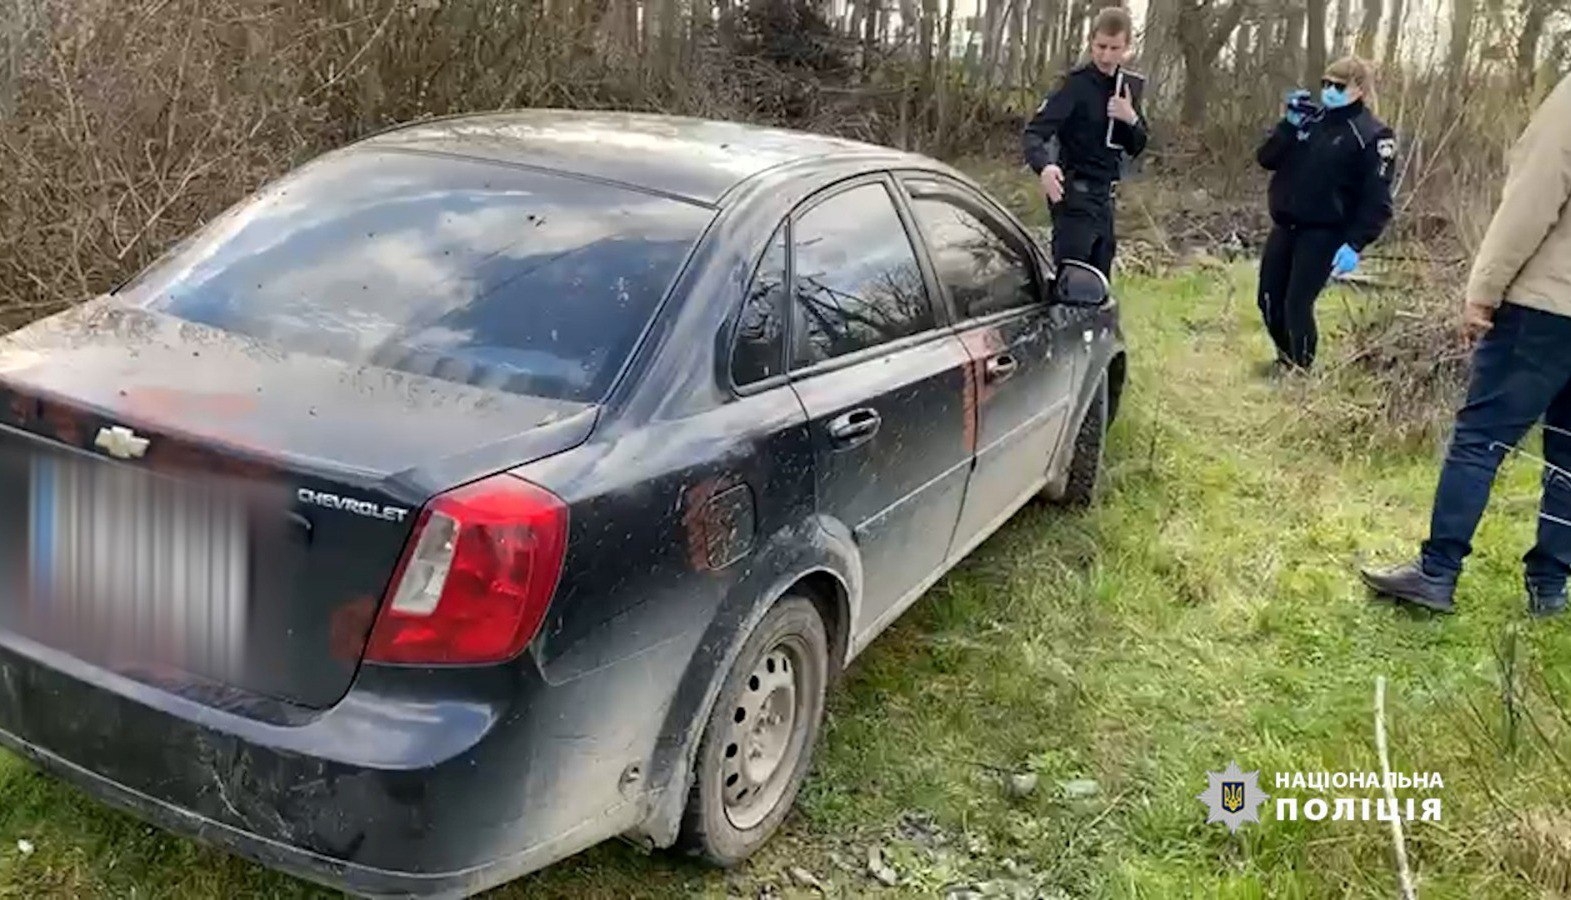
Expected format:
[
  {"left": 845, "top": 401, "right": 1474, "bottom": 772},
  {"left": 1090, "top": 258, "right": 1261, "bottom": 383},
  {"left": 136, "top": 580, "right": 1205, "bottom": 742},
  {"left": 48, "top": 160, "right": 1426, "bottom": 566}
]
[{"left": 0, "top": 110, "right": 1126, "bottom": 897}]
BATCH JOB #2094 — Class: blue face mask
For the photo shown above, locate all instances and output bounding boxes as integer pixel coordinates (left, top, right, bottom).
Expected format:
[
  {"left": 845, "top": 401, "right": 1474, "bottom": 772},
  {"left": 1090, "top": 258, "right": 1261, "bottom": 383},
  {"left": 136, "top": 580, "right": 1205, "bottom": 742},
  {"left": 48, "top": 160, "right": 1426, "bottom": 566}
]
[{"left": 1321, "top": 84, "right": 1351, "bottom": 109}]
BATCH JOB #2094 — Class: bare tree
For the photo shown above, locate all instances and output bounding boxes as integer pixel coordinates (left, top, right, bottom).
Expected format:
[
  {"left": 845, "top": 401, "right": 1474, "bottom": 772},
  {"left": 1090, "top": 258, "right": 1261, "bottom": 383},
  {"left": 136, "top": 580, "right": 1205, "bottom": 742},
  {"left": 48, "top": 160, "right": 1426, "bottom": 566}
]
[
  {"left": 1305, "top": 0, "right": 1327, "bottom": 80},
  {"left": 1381, "top": 0, "right": 1402, "bottom": 66},
  {"left": 1357, "top": 0, "right": 1381, "bottom": 57},
  {"left": 1141, "top": 0, "right": 1184, "bottom": 110},
  {"left": 919, "top": 0, "right": 938, "bottom": 91},
  {"left": 1057, "top": 0, "right": 1087, "bottom": 72},
  {"left": 1025, "top": 0, "right": 1054, "bottom": 81},
  {"left": 1516, "top": 0, "right": 1567, "bottom": 89},
  {"left": 865, "top": 0, "right": 884, "bottom": 73},
  {"left": 1004, "top": 0, "right": 1027, "bottom": 88},
  {"left": 1448, "top": 0, "right": 1477, "bottom": 91},
  {"left": 0, "top": 2, "right": 17, "bottom": 117},
  {"left": 1251, "top": 19, "right": 1270, "bottom": 72},
  {"left": 1289, "top": 3, "right": 1307, "bottom": 81},
  {"left": 1177, "top": 0, "right": 1250, "bottom": 124},
  {"left": 896, "top": 0, "right": 918, "bottom": 43},
  {"left": 1332, "top": 0, "right": 1350, "bottom": 58}
]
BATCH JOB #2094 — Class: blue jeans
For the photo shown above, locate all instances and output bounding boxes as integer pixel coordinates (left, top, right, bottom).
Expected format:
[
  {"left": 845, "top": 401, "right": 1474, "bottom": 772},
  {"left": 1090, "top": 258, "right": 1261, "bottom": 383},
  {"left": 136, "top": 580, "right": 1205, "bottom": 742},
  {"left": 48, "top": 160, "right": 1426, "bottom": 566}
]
[{"left": 1421, "top": 302, "right": 1571, "bottom": 592}]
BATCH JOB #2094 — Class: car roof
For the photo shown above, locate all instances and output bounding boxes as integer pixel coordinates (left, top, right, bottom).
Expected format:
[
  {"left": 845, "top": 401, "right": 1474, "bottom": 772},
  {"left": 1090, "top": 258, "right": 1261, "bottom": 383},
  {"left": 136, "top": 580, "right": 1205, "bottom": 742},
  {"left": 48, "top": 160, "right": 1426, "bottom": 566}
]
[{"left": 353, "top": 108, "right": 944, "bottom": 206}]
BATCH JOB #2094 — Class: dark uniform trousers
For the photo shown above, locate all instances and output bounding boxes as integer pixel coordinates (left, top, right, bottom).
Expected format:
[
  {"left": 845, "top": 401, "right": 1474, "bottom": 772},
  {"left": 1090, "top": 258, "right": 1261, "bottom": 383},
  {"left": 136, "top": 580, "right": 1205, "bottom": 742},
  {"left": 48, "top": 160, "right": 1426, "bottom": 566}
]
[
  {"left": 1050, "top": 178, "right": 1117, "bottom": 279},
  {"left": 1257, "top": 223, "right": 1343, "bottom": 368}
]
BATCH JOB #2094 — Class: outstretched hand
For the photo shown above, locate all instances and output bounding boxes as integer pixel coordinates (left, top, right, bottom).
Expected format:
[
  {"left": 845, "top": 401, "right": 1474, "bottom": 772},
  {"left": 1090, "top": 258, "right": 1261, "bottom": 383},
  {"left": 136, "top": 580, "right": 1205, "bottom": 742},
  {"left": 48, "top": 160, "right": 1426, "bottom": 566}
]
[{"left": 1108, "top": 83, "right": 1136, "bottom": 125}]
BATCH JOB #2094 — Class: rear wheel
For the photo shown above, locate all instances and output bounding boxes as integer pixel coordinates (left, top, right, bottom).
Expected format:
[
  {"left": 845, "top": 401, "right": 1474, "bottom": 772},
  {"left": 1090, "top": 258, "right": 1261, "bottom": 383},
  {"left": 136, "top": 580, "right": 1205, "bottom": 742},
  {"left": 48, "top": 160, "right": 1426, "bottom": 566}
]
[{"left": 677, "top": 595, "right": 829, "bottom": 867}]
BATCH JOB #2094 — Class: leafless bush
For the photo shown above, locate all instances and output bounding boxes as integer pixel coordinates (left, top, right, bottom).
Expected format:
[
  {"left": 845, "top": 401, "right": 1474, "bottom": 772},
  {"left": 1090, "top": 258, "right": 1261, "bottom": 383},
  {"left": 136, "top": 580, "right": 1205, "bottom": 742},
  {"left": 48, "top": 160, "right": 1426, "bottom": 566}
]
[
  {"left": 1328, "top": 276, "right": 1473, "bottom": 450},
  {"left": 0, "top": 0, "right": 980, "bottom": 325},
  {"left": 1, "top": 0, "right": 339, "bottom": 325}
]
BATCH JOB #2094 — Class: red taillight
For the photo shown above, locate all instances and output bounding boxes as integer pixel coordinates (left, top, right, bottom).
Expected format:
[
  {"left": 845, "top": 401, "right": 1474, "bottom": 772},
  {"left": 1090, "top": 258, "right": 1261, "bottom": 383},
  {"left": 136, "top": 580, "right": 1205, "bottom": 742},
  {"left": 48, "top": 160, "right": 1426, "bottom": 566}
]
[{"left": 364, "top": 474, "right": 568, "bottom": 665}]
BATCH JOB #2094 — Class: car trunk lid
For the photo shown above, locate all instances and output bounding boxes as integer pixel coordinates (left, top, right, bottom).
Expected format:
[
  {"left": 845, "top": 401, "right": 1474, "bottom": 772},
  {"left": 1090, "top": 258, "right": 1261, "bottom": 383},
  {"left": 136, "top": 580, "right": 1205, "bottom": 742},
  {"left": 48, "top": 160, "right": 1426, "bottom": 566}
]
[{"left": 0, "top": 300, "right": 595, "bottom": 709}]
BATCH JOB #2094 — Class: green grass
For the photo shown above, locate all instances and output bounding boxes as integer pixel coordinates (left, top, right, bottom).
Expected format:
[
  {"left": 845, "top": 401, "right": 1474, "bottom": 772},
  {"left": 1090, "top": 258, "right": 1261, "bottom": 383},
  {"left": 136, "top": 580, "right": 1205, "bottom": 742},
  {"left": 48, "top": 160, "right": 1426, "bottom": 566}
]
[{"left": 4, "top": 264, "right": 1571, "bottom": 899}]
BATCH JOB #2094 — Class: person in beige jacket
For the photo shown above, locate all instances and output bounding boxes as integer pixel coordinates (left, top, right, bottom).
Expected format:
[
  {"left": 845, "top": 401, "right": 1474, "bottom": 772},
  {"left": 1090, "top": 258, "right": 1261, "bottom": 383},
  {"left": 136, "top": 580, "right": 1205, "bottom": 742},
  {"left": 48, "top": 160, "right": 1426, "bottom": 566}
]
[{"left": 1361, "top": 74, "right": 1571, "bottom": 616}]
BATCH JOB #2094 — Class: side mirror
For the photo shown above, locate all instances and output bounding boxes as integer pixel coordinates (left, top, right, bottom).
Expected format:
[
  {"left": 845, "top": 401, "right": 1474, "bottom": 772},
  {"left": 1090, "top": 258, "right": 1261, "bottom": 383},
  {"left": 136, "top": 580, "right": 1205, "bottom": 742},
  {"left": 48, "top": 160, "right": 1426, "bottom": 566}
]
[{"left": 1053, "top": 259, "right": 1110, "bottom": 307}]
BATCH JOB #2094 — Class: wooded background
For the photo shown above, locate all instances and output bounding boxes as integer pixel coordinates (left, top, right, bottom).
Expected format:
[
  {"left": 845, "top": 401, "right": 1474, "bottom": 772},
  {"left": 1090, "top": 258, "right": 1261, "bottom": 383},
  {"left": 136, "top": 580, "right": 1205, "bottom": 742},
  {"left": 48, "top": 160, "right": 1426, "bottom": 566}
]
[{"left": 0, "top": 0, "right": 1565, "bottom": 336}]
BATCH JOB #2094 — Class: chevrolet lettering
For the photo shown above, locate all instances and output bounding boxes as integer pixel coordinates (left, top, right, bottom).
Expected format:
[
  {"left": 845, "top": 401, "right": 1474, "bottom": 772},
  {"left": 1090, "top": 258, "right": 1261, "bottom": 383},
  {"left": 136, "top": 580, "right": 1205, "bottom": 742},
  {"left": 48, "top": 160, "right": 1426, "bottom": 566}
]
[{"left": 296, "top": 488, "right": 410, "bottom": 523}]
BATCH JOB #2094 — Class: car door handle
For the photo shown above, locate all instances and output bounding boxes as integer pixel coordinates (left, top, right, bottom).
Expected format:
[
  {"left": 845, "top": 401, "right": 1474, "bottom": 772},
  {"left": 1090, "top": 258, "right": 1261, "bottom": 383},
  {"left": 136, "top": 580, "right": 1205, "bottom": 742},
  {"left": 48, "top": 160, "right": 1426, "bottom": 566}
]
[
  {"left": 827, "top": 408, "right": 881, "bottom": 444},
  {"left": 985, "top": 353, "right": 1019, "bottom": 383}
]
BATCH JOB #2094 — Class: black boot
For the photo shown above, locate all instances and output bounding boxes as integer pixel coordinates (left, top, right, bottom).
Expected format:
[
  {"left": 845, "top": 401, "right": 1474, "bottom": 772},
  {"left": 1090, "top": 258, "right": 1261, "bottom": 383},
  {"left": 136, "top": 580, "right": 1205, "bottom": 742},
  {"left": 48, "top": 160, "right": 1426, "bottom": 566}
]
[
  {"left": 1526, "top": 577, "right": 1567, "bottom": 618},
  {"left": 1359, "top": 559, "right": 1457, "bottom": 614}
]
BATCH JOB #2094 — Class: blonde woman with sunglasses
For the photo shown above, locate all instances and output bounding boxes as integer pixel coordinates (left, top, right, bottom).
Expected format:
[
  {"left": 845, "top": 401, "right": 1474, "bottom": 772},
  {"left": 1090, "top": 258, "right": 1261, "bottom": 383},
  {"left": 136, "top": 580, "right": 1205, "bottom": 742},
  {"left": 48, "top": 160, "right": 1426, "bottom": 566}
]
[{"left": 1254, "top": 56, "right": 1397, "bottom": 373}]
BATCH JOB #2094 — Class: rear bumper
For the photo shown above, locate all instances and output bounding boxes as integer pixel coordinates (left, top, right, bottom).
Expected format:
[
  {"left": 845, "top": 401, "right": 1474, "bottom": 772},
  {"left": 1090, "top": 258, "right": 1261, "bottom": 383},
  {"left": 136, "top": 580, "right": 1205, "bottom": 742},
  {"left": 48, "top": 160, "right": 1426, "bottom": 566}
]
[
  {"left": 0, "top": 623, "right": 698, "bottom": 898},
  {"left": 0, "top": 725, "right": 526, "bottom": 900}
]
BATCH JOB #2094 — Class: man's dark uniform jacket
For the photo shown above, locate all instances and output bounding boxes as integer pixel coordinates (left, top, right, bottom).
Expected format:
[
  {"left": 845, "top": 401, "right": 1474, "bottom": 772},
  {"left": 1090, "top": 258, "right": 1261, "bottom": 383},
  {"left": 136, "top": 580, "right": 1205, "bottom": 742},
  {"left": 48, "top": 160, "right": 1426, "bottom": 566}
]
[
  {"left": 1023, "top": 62, "right": 1148, "bottom": 185},
  {"left": 1023, "top": 62, "right": 1148, "bottom": 277}
]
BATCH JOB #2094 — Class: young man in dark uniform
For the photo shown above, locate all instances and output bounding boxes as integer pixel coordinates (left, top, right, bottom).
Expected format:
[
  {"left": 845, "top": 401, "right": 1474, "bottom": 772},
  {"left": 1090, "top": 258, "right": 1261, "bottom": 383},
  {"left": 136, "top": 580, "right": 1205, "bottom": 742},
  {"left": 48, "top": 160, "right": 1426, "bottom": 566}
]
[
  {"left": 1021, "top": 6, "right": 1148, "bottom": 281},
  {"left": 1255, "top": 56, "right": 1396, "bottom": 371}
]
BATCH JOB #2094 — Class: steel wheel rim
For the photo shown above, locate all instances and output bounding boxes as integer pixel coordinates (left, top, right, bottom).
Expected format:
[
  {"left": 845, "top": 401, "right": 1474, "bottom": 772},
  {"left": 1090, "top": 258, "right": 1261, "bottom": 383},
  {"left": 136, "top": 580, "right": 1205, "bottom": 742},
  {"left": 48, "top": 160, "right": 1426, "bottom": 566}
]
[{"left": 720, "top": 635, "right": 809, "bottom": 831}]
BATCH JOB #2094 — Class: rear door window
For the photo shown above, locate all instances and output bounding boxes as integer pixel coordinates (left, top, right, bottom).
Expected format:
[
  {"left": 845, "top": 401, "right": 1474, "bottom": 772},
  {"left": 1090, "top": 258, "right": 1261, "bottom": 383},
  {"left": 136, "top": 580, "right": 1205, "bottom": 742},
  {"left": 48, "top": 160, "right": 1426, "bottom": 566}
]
[
  {"left": 116, "top": 149, "right": 715, "bottom": 403},
  {"left": 788, "top": 181, "right": 937, "bottom": 368}
]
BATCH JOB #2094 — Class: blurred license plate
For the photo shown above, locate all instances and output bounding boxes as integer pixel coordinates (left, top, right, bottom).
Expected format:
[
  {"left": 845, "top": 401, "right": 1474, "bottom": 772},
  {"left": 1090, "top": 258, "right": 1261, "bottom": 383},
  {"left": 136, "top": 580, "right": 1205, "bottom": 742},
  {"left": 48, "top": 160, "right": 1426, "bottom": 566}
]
[{"left": 26, "top": 454, "right": 250, "bottom": 675}]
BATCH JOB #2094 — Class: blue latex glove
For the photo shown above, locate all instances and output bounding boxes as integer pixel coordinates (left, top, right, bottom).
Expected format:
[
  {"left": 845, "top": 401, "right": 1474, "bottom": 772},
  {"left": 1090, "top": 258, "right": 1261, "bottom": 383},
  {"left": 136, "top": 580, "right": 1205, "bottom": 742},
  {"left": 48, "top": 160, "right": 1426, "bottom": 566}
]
[
  {"left": 1284, "top": 89, "right": 1312, "bottom": 127},
  {"left": 1331, "top": 244, "right": 1359, "bottom": 276}
]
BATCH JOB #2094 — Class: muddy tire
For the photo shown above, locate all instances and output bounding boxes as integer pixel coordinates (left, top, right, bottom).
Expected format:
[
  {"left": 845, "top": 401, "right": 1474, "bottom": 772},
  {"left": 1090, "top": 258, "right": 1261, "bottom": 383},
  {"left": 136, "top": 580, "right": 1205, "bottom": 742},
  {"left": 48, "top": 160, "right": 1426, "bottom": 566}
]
[
  {"left": 676, "top": 595, "right": 829, "bottom": 867},
  {"left": 1056, "top": 371, "right": 1107, "bottom": 510}
]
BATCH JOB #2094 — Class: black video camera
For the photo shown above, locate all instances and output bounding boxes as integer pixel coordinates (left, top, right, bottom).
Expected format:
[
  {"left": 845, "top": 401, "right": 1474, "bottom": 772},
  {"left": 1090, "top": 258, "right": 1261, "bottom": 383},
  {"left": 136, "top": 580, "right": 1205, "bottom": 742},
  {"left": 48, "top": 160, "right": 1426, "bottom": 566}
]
[{"left": 1286, "top": 90, "right": 1320, "bottom": 118}]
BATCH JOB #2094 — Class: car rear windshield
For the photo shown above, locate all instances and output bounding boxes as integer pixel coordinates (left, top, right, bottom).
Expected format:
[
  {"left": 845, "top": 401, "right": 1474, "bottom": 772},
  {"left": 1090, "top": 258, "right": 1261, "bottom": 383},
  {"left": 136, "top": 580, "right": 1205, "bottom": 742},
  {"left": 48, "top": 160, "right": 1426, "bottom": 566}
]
[{"left": 116, "top": 148, "right": 714, "bottom": 403}]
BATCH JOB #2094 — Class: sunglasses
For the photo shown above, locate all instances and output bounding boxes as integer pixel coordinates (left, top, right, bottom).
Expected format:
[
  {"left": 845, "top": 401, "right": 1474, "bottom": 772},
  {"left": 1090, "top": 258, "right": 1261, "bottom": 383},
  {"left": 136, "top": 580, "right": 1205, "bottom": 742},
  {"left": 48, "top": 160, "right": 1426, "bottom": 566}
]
[{"left": 1321, "top": 78, "right": 1349, "bottom": 90}]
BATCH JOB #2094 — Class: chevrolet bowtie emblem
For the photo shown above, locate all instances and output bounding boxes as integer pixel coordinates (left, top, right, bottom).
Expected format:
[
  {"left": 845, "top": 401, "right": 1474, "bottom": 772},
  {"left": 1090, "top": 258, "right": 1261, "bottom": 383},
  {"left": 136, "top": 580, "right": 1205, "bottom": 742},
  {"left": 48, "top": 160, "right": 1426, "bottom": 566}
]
[{"left": 94, "top": 425, "right": 150, "bottom": 460}]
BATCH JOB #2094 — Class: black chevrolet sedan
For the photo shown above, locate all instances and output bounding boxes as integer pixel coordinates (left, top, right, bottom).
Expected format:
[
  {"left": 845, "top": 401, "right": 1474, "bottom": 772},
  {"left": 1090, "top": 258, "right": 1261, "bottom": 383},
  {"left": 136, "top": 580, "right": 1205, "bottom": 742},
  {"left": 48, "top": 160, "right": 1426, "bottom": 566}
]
[{"left": 0, "top": 110, "right": 1125, "bottom": 897}]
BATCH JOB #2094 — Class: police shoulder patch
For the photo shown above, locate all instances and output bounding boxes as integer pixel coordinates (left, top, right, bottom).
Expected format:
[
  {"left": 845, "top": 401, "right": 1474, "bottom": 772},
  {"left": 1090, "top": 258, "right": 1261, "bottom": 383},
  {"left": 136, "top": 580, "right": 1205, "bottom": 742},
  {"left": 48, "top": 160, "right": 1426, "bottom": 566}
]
[{"left": 1377, "top": 137, "right": 1397, "bottom": 159}]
